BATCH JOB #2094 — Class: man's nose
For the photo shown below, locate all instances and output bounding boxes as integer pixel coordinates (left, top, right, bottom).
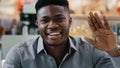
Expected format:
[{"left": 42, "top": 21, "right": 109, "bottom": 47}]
[{"left": 47, "top": 21, "right": 59, "bottom": 29}]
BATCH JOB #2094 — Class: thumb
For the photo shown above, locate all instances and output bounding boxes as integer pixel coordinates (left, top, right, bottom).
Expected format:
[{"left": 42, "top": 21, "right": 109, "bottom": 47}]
[{"left": 84, "top": 37, "right": 95, "bottom": 46}]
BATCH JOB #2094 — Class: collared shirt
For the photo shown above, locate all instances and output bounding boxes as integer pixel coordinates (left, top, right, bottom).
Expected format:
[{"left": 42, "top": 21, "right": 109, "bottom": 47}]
[{"left": 3, "top": 36, "right": 116, "bottom": 68}]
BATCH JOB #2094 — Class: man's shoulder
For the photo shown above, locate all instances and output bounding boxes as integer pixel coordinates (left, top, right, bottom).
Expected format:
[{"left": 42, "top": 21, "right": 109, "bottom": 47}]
[
  {"left": 69, "top": 36, "right": 96, "bottom": 52},
  {"left": 4, "top": 37, "right": 39, "bottom": 62},
  {"left": 70, "top": 36, "right": 107, "bottom": 56},
  {"left": 69, "top": 36, "right": 92, "bottom": 47},
  {"left": 10, "top": 37, "right": 39, "bottom": 52}
]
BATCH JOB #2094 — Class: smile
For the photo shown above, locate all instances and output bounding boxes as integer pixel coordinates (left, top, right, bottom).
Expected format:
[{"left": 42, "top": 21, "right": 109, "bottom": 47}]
[
  {"left": 48, "top": 32, "right": 61, "bottom": 36},
  {"left": 47, "top": 32, "right": 62, "bottom": 39}
]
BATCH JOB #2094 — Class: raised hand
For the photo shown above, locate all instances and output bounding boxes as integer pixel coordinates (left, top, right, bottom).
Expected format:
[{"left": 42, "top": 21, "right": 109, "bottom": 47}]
[{"left": 84, "top": 12, "right": 120, "bottom": 56}]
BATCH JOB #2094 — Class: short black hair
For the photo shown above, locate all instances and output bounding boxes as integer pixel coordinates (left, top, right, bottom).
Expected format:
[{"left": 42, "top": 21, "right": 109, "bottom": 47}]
[{"left": 35, "top": 0, "right": 69, "bottom": 13}]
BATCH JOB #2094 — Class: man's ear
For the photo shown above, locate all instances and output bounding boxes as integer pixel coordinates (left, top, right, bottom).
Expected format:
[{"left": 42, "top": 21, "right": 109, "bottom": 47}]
[
  {"left": 35, "top": 20, "right": 38, "bottom": 26},
  {"left": 69, "top": 17, "right": 72, "bottom": 27}
]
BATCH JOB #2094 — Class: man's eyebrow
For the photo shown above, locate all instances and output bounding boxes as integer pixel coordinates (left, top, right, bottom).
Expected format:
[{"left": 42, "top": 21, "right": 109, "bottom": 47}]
[
  {"left": 55, "top": 14, "right": 65, "bottom": 17},
  {"left": 41, "top": 16, "right": 49, "bottom": 19}
]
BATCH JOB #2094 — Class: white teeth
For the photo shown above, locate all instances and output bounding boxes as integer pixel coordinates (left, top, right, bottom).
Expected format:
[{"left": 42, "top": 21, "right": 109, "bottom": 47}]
[{"left": 49, "top": 32, "right": 60, "bottom": 36}]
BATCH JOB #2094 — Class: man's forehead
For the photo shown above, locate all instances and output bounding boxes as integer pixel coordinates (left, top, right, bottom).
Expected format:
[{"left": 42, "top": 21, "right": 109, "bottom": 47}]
[
  {"left": 37, "top": 5, "right": 67, "bottom": 17},
  {"left": 38, "top": 5, "right": 66, "bottom": 12}
]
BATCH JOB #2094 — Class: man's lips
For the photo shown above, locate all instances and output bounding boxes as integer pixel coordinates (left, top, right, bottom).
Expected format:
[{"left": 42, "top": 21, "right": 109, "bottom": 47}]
[
  {"left": 47, "top": 32, "right": 62, "bottom": 36},
  {"left": 46, "top": 32, "right": 62, "bottom": 40}
]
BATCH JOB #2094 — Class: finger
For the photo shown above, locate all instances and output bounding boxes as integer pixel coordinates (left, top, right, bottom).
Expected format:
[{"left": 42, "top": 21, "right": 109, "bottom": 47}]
[
  {"left": 89, "top": 12, "right": 99, "bottom": 29},
  {"left": 87, "top": 16, "right": 96, "bottom": 32},
  {"left": 84, "top": 37, "right": 96, "bottom": 46},
  {"left": 103, "top": 15, "right": 111, "bottom": 30},
  {"left": 94, "top": 13, "right": 104, "bottom": 28}
]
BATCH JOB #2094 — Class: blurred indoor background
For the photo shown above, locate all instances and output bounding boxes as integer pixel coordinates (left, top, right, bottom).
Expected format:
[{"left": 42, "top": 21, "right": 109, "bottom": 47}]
[{"left": 0, "top": 0, "right": 120, "bottom": 67}]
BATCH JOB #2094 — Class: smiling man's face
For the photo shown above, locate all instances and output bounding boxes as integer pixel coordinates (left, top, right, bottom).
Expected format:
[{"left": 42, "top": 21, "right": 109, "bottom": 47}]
[{"left": 36, "top": 5, "right": 72, "bottom": 46}]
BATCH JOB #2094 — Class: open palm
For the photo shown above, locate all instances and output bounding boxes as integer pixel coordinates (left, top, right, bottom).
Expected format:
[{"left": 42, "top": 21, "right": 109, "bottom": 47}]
[{"left": 84, "top": 12, "right": 116, "bottom": 51}]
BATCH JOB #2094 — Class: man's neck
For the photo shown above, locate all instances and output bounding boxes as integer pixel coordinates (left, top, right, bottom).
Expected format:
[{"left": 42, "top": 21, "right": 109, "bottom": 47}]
[{"left": 44, "top": 43, "right": 69, "bottom": 66}]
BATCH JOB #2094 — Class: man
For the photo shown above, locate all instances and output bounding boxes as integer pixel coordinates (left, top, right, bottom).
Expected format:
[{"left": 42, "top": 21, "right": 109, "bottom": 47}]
[{"left": 3, "top": 0, "right": 120, "bottom": 68}]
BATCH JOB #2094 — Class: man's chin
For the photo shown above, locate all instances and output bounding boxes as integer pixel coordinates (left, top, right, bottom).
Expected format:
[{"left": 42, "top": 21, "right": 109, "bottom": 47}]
[
  {"left": 44, "top": 41, "right": 65, "bottom": 46},
  {"left": 47, "top": 43, "right": 63, "bottom": 46}
]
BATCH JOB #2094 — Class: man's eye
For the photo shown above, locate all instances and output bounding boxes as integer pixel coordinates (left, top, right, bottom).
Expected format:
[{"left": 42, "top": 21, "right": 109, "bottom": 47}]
[
  {"left": 56, "top": 18, "right": 66, "bottom": 22},
  {"left": 40, "top": 19, "right": 49, "bottom": 23}
]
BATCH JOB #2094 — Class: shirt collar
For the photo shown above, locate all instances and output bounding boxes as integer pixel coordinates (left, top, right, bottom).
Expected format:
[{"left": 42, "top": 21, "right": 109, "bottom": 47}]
[
  {"left": 37, "top": 36, "right": 77, "bottom": 54},
  {"left": 68, "top": 37, "right": 77, "bottom": 51},
  {"left": 37, "top": 36, "right": 44, "bottom": 54}
]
